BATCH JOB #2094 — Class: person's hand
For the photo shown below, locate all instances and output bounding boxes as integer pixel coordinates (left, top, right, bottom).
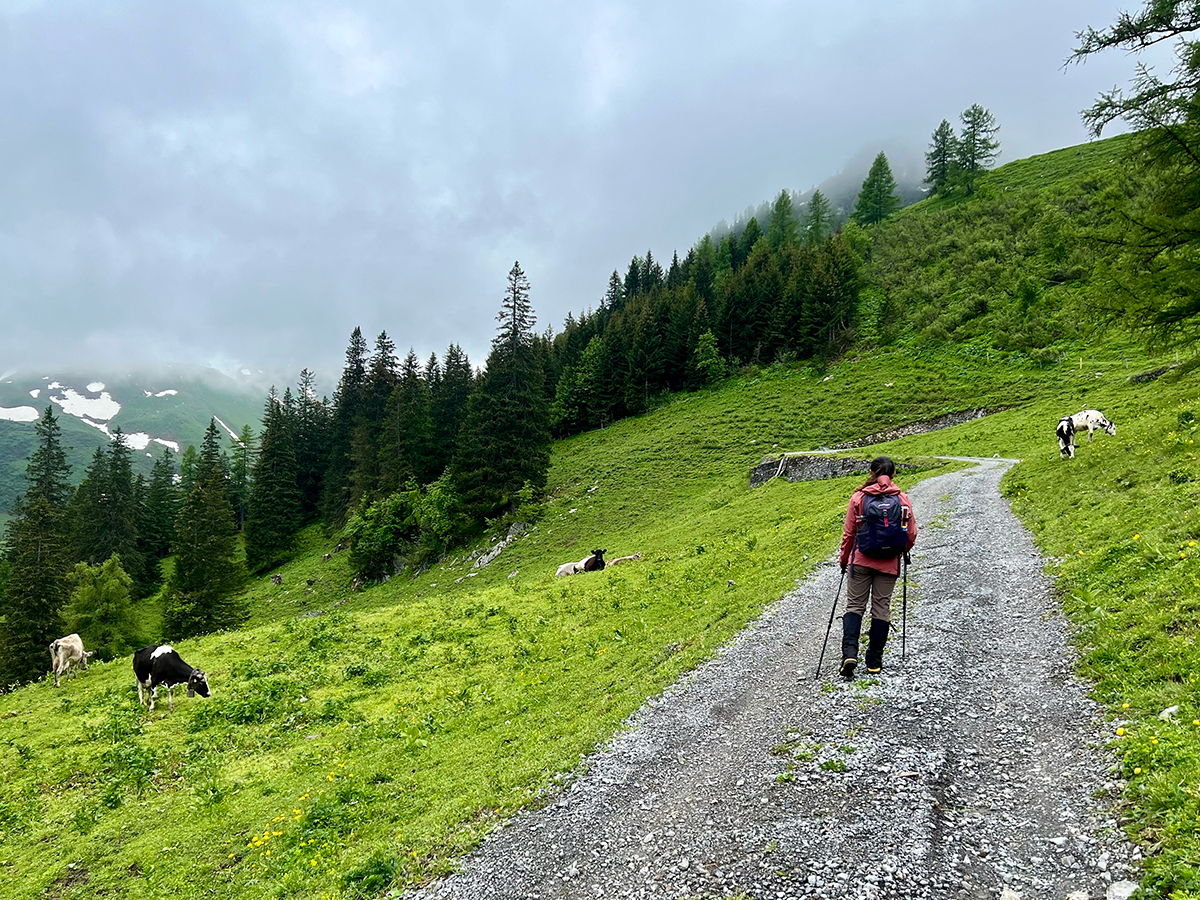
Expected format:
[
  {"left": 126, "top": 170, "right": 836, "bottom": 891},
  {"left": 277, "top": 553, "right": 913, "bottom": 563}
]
[{"left": 840, "top": 563, "right": 847, "bottom": 573}]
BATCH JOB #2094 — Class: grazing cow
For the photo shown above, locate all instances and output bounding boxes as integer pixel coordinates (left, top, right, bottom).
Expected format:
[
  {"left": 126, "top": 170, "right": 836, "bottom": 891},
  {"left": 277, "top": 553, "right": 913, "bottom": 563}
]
[
  {"left": 49, "top": 634, "right": 94, "bottom": 687},
  {"left": 556, "top": 549, "right": 607, "bottom": 577},
  {"left": 608, "top": 552, "right": 643, "bottom": 566},
  {"left": 270, "top": 573, "right": 282, "bottom": 586},
  {"left": 1071, "top": 409, "right": 1117, "bottom": 443},
  {"left": 1056, "top": 416, "right": 1076, "bottom": 459},
  {"left": 133, "top": 645, "right": 211, "bottom": 713}
]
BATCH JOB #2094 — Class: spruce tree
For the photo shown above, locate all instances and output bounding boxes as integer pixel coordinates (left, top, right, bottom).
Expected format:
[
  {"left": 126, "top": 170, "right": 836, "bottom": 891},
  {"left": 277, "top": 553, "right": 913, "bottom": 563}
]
[
  {"left": 294, "top": 368, "right": 329, "bottom": 521},
  {"left": 956, "top": 104, "right": 1000, "bottom": 194},
  {"left": 321, "top": 327, "right": 370, "bottom": 525},
  {"left": 142, "top": 447, "right": 179, "bottom": 560},
  {"left": 244, "top": 389, "right": 302, "bottom": 572},
  {"left": 925, "top": 119, "right": 957, "bottom": 195},
  {"left": 178, "top": 444, "right": 199, "bottom": 495},
  {"left": 768, "top": 189, "right": 799, "bottom": 248},
  {"left": 165, "top": 460, "right": 244, "bottom": 638},
  {"left": 25, "top": 406, "right": 72, "bottom": 508},
  {"left": 430, "top": 344, "right": 474, "bottom": 477},
  {"left": 803, "top": 190, "right": 834, "bottom": 245},
  {"left": 380, "top": 350, "right": 434, "bottom": 492},
  {"left": 0, "top": 407, "right": 73, "bottom": 686},
  {"left": 228, "top": 425, "right": 256, "bottom": 530},
  {"left": 852, "top": 152, "right": 902, "bottom": 225},
  {"left": 452, "top": 261, "right": 551, "bottom": 520}
]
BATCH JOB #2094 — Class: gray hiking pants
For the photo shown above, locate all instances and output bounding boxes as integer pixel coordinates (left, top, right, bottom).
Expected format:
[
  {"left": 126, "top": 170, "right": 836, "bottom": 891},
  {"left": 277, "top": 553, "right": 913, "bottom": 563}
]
[{"left": 845, "top": 566, "right": 896, "bottom": 623}]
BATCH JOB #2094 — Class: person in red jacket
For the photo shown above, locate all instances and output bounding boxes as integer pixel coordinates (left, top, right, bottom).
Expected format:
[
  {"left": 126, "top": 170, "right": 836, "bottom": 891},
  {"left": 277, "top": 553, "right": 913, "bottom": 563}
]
[{"left": 837, "top": 456, "right": 917, "bottom": 677}]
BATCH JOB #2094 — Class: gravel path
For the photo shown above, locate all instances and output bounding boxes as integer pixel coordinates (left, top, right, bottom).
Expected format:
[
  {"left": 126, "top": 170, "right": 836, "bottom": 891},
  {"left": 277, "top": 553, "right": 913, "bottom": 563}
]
[{"left": 416, "top": 459, "right": 1138, "bottom": 900}]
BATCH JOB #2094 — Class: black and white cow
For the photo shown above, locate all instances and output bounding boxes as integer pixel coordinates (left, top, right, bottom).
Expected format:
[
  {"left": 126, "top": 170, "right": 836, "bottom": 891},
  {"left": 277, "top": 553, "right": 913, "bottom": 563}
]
[
  {"left": 49, "top": 633, "right": 94, "bottom": 687},
  {"left": 1071, "top": 409, "right": 1116, "bottom": 443},
  {"left": 1057, "top": 415, "right": 1076, "bottom": 459},
  {"left": 133, "top": 645, "right": 211, "bottom": 713}
]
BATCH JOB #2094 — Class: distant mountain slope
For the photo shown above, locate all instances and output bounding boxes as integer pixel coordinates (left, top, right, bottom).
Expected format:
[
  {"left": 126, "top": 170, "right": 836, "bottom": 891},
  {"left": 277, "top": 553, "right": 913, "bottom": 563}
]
[{"left": 0, "top": 365, "right": 264, "bottom": 512}]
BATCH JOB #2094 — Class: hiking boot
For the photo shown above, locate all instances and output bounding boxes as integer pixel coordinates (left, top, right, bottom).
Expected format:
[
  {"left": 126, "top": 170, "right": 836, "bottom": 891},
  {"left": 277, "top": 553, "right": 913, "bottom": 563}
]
[
  {"left": 864, "top": 618, "right": 891, "bottom": 674},
  {"left": 840, "top": 612, "right": 862, "bottom": 678}
]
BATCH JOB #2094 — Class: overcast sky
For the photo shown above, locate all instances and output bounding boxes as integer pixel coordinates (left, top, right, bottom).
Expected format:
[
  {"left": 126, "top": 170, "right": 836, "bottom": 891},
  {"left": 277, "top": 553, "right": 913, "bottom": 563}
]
[{"left": 0, "top": 1, "right": 1170, "bottom": 390}]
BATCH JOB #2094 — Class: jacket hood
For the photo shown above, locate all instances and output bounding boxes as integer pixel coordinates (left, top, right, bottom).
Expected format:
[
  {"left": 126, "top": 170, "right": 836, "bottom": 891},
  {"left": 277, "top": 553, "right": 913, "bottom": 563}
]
[{"left": 861, "top": 475, "right": 900, "bottom": 495}]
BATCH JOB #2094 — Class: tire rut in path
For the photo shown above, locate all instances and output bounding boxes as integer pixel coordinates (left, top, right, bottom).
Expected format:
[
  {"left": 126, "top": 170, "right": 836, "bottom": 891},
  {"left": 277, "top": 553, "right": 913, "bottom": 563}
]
[{"left": 417, "top": 459, "right": 1137, "bottom": 900}]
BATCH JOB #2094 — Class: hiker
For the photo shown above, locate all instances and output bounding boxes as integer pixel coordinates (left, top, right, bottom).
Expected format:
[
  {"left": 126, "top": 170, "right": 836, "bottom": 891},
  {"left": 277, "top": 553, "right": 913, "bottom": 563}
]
[{"left": 838, "top": 456, "right": 917, "bottom": 677}]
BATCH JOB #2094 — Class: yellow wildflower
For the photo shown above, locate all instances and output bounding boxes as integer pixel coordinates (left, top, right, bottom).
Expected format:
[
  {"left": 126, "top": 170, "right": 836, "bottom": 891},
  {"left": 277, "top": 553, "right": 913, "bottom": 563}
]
[{"left": 1117, "top": 727, "right": 1125, "bottom": 736}]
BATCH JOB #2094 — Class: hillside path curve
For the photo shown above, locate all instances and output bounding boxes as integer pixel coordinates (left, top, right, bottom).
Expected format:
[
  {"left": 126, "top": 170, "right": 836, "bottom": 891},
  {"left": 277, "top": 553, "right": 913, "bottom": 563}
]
[{"left": 417, "top": 458, "right": 1138, "bottom": 900}]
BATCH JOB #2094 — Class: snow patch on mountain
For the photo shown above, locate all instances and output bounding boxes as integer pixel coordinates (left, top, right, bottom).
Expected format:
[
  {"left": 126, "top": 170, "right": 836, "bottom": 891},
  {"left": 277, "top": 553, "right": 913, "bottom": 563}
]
[
  {"left": 29, "top": 389, "right": 39, "bottom": 398},
  {"left": 153, "top": 437, "right": 180, "bottom": 452},
  {"left": 0, "top": 405, "right": 39, "bottom": 423},
  {"left": 87, "top": 382, "right": 105, "bottom": 392},
  {"left": 213, "top": 415, "right": 241, "bottom": 441},
  {"left": 155, "top": 389, "right": 177, "bottom": 397},
  {"left": 51, "top": 387, "right": 121, "bottom": 421}
]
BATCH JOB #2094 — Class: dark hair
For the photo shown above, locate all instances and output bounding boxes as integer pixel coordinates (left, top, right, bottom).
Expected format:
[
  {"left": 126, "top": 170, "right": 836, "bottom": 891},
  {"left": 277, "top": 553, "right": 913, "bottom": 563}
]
[{"left": 861, "top": 455, "right": 896, "bottom": 488}]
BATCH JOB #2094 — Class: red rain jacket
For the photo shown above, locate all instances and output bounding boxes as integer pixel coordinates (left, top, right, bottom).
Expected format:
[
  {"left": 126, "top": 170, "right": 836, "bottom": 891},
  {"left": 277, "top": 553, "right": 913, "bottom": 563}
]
[{"left": 838, "top": 474, "right": 917, "bottom": 576}]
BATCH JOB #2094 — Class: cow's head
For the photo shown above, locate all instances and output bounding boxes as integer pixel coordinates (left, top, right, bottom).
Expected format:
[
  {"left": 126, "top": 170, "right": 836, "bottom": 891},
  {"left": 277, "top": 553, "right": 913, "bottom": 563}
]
[
  {"left": 187, "top": 670, "right": 211, "bottom": 699},
  {"left": 593, "top": 548, "right": 607, "bottom": 559},
  {"left": 1106, "top": 421, "right": 1117, "bottom": 436}
]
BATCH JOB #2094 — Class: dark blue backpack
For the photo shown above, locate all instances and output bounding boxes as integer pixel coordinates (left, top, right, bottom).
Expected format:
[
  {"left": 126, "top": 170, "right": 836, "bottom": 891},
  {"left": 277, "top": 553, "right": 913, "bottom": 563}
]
[{"left": 856, "top": 492, "right": 910, "bottom": 559}]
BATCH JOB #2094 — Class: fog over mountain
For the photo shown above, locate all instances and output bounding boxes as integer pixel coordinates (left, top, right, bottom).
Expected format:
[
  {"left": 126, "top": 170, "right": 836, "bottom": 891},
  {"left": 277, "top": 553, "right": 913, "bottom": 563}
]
[{"left": 0, "top": 1, "right": 1171, "bottom": 391}]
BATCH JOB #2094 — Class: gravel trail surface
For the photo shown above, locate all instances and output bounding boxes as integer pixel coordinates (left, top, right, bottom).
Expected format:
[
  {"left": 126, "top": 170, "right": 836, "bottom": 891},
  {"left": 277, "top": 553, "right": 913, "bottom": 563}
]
[{"left": 417, "top": 459, "right": 1137, "bottom": 900}]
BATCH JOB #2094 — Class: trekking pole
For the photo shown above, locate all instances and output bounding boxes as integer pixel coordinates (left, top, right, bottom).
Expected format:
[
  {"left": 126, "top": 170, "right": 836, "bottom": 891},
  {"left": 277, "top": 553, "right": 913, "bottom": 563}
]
[
  {"left": 815, "top": 568, "right": 847, "bottom": 680},
  {"left": 901, "top": 552, "right": 909, "bottom": 663}
]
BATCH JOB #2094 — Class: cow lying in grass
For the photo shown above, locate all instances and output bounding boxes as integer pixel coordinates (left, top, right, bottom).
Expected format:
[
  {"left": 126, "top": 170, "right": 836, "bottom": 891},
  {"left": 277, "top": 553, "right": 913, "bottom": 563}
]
[
  {"left": 555, "top": 549, "right": 606, "bottom": 577},
  {"left": 49, "top": 634, "right": 94, "bottom": 687}
]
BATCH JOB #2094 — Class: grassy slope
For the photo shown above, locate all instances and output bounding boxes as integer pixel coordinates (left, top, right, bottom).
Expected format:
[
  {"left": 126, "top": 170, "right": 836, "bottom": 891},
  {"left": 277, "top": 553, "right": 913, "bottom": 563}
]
[
  {"left": 0, "top": 344, "right": 1123, "bottom": 900},
  {"left": 2, "top": 136, "right": 1196, "bottom": 899}
]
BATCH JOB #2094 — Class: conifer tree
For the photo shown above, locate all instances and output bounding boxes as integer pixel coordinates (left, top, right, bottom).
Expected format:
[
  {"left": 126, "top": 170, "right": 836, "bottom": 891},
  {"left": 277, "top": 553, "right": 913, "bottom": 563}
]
[
  {"left": 768, "top": 189, "right": 799, "bottom": 248},
  {"left": 735, "top": 217, "right": 763, "bottom": 269},
  {"left": 601, "top": 269, "right": 625, "bottom": 314},
  {"left": 852, "top": 152, "right": 902, "bottom": 225},
  {"left": 228, "top": 425, "right": 256, "bottom": 530},
  {"left": 178, "top": 444, "right": 199, "bottom": 495},
  {"left": 294, "top": 368, "right": 329, "bottom": 521},
  {"left": 430, "top": 343, "right": 474, "bottom": 477},
  {"left": 624, "top": 256, "right": 642, "bottom": 298},
  {"left": 924, "top": 119, "right": 957, "bottom": 195},
  {"left": 692, "top": 329, "right": 725, "bottom": 385},
  {"left": 643, "top": 250, "right": 664, "bottom": 292},
  {"left": 24, "top": 406, "right": 72, "bottom": 509},
  {"left": 956, "top": 104, "right": 1000, "bottom": 194},
  {"left": 452, "top": 261, "right": 551, "bottom": 519},
  {"left": 666, "top": 250, "right": 683, "bottom": 289},
  {"left": 0, "top": 406, "right": 73, "bottom": 686},
  {"left": 690, "top": 235, "right": 717, "bottom": 304},
  {"left": 321, "top": 327, "right": 370, "bottom": 525},
  {"left": 803, "top": 190, "right": 834, "bottom": 245},
  {"left": 164, "top": 447, "right": 244, "bottom": 638},
  {"left": 379, "top": 349, "right": 435, "bottom": 492},
  {"left": 63, "top": 555, "right": 144, "bottom": 661},
  {"left": 244, "top": 389, "right": 302, "bottom": 572},
  {"left": 141, "top": 447, "right": 178, "bottom": 560}
]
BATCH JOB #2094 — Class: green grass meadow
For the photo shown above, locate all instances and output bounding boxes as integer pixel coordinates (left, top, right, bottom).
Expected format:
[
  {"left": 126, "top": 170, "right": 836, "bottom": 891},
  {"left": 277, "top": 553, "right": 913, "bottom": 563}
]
[{"left": 2, "top": 342, "right": 1198, "bottom": 898}]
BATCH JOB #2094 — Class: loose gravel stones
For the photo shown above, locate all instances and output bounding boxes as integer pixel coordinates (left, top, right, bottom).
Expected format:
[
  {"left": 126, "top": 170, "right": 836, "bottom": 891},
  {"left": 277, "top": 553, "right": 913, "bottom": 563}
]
[{"left": 416, "top": 459, "right": 1138, "bottom": 900}]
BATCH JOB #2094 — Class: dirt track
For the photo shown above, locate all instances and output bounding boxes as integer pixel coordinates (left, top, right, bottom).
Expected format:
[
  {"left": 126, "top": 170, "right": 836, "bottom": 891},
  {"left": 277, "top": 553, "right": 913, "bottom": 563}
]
[{"left": 416, "top": 459, "right": 1137, "bottom": 900}]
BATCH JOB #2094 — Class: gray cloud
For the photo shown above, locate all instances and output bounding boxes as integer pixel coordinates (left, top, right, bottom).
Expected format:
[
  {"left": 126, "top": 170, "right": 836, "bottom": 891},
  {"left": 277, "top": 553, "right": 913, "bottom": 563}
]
[{"left": 0, "top": 0, "right": 1172, "bottom": 391}]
